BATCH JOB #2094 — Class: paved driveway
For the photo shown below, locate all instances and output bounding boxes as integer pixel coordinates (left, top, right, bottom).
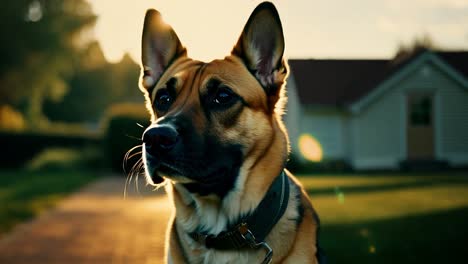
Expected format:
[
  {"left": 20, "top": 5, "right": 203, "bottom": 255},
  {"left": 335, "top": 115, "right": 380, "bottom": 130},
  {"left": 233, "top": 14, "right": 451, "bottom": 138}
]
[{"left": 0, "top": 177, "right": 172, "bottom": 264}]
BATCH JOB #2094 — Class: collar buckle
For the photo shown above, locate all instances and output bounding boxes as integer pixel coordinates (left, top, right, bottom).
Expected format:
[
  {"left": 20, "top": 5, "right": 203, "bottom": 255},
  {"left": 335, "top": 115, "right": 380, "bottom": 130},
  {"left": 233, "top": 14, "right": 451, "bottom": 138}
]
[{"left": 238, "top": 223, "right": 273, "bottom": 264}]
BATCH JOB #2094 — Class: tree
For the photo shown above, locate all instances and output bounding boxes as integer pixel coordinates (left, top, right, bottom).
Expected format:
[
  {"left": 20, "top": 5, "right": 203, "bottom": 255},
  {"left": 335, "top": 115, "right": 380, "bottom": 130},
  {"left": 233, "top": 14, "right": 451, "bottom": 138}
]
[
  {"left": 43, "top": 43, "right": 143, "bottom": 123},
  {"left": 393, "top": 34, "right": 438, "bottom": 63},
  {"left": 0, "top": 0, "right": 96, "bottom": 128}
]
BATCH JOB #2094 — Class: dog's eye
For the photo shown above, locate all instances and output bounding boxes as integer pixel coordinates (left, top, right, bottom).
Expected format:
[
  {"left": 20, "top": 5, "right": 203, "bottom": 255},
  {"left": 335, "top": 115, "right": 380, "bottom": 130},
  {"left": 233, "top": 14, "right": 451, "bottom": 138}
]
[
  {"left": 213, "top": 87, "right": 236, "bottom": 106},
  {"left": 155, "top": 89, "right": 173, "bottom": 111}
]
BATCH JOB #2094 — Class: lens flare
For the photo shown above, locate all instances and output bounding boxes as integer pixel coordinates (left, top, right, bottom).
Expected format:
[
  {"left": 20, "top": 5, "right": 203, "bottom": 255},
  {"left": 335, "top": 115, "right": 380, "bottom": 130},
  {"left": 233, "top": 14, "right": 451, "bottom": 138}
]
[{"left": 298, "top": 134, "right": 323, "bottom": 162}]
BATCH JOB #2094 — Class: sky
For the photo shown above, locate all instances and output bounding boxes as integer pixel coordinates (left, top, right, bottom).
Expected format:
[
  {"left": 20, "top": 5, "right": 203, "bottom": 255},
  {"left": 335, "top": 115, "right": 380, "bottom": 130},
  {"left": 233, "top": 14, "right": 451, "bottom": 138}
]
[{"left": 89, "top": 0, "right": 468, "bottom": 63}]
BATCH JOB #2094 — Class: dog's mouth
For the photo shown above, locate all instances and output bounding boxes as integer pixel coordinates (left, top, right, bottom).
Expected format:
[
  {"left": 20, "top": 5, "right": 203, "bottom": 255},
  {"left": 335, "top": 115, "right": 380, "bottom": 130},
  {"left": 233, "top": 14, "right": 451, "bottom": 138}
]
[
  {"left": 158, "top": 162, "right": 183, "bottom": 177},
  {"left": 146, "top": 159, "right": 191, "bottom": 184},
  {"left": 160, "top": 162, "right": 230, "bottom": 183},
  {"left": 143, "top": 142, "right": 243, "bottom": 197},
  {"left": 181, "top": 166, "right": 237, "bottom": 197},
  {"left": 144, "top": 154, "right": 231, "bottom": 186}
]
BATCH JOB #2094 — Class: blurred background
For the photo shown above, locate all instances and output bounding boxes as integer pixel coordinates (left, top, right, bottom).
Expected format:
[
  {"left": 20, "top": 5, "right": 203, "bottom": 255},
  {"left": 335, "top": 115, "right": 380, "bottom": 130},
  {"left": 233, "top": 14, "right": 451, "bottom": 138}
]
[{"left": 0, "top": 0, "right": 467, "bottom": 263}]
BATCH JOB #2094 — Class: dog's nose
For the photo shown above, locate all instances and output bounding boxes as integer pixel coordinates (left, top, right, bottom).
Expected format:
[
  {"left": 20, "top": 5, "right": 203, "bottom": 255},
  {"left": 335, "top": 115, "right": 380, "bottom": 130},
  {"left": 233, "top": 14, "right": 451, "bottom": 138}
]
[{"left": 142, "top": 125, "right": 179, "bottom": 153}]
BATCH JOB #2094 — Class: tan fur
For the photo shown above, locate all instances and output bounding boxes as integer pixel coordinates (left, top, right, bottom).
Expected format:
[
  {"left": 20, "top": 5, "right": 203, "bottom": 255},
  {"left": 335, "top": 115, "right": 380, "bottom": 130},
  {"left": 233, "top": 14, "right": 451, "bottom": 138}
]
[
  {"left": 139, "top": 2, "right": 321, "bottom": 263},
  {"left": 146, "top": 56, "right": 320, "bottom": 263}
]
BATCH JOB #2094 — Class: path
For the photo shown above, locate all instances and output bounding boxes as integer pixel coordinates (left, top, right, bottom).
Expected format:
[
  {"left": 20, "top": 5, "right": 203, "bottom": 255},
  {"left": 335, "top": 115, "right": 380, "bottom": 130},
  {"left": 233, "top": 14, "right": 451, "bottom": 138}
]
[{"left": 0, "top": 177, "right": 172, "bottom": 264}]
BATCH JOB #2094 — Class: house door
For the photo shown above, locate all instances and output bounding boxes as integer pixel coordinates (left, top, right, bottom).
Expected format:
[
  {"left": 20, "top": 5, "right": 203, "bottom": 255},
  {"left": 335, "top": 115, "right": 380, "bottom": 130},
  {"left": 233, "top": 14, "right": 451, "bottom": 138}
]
[{"left": 407, "top": 94, "right": 434, "bottom": 159}]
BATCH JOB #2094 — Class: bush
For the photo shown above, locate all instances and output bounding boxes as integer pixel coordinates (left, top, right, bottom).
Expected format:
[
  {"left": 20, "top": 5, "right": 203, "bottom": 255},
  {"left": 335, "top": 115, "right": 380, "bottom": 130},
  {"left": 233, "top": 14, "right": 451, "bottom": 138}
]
[
  {"left": 102, "top": 103, "right": 150, "bottom": 173},
  {"left": 0, "top": 131, "right": 101, "bottom": 169},
  {"left": 26, "top": 147, "right": 102, "bottom": 171},
  {"left": 0, "top": 105, "right": 26, "bottom": 131},
  {"left": 286, "top": 152, "right": 352, "bottom": 174}
]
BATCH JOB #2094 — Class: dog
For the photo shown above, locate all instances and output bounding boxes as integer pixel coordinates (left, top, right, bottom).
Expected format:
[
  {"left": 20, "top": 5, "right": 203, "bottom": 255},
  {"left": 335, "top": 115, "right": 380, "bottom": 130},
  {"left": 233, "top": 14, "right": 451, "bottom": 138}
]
[{"left": 138, "top": 2, "right": 324, "bottom": 263}]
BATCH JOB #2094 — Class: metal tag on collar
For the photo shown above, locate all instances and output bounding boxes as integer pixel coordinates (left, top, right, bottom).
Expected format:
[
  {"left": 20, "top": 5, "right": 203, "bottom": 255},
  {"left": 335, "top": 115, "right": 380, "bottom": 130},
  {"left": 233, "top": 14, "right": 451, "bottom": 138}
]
[
  {"left": 191, "top": 232, "right": 208, "bottom": 244},
  {"left": 238, "top": 223, "right": 273, "bottom": 264}
]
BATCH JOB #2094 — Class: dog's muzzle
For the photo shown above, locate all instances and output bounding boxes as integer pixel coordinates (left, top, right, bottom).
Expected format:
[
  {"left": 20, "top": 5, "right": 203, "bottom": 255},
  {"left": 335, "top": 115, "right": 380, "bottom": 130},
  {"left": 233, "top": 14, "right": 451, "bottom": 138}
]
[{"left": 142, "top": 124, "right": 180, "bottom": 184}]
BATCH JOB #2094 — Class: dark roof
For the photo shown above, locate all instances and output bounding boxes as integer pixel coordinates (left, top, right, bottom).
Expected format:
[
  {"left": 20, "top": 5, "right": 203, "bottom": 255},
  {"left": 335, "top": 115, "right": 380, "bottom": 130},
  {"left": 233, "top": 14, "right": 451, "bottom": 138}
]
[
  {"left": 436, "top": 51, "right": 468, "bottom": 77},
  {"left": 288, "top": 59, "right": 387, "bottom": 106},
  {"left": 288, "top": 51, "right": 468, "bottom": 107}
]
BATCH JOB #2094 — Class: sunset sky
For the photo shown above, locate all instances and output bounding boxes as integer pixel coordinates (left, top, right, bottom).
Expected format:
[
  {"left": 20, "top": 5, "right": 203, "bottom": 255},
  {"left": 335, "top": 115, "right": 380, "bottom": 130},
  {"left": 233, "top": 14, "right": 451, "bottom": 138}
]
[{"left": 89, "top": 0, "right": 468, "bottom": 63}]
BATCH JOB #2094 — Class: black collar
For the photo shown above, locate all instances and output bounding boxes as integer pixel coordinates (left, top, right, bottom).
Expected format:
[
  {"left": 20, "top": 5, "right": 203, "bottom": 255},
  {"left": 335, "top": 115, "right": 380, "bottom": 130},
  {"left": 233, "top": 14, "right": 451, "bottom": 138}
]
[{"left": 189, "top": 170, "right": 289, "bottom": 260}]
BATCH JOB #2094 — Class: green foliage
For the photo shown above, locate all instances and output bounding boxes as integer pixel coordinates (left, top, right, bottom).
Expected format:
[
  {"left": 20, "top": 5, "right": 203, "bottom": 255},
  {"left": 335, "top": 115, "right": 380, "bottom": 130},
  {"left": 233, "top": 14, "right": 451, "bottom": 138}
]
[
  {"left": 0, "top": 130, "right": 101, "bottom": 169},
  {"left": 0, "top": 0, "right": 97, "bottom": 127},
  {"left": 287, "top": 152, "right": 351, "bottom": 174},
  {"left": 393, "top": 34, "right": 437, "bottom": 63},
  {"left": 0, "top": 169, "right": 97, "bottom": 235},
  {"left": 103, "top": 104, "right": 150, "bottom": 172},
  {"left": 0, "top": 105, "right": 26, "bottom": 131},
  {"left": 0, "top": 1, "right": 144, "bottom": 128},
  {"left": 44, "top": 48, "right": 143, "bottom": 123},
  {"left": 26, "top": 147, "right": 102, "bottom": 171}
]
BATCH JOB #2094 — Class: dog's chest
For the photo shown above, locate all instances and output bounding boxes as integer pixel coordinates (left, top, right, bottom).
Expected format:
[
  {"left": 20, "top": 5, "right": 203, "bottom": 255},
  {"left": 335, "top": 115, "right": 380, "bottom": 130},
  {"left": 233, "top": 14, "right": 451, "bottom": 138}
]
[
  {"left": 177, "top": 205, "right": 265, "bottom": 263},
  {"left": 176, "top": 227, "right": 264, "bottom": 264},
  {"left": 203, "top": 250, "right": 260, "bottom": 264},
  {"left": 200, "top": 250, "right": 263, "bottom": 264}
]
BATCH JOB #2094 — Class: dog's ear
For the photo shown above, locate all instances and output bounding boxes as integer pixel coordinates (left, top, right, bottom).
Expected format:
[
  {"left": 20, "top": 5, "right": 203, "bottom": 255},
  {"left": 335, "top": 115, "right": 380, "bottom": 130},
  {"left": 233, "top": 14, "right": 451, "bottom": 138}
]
[
  {"left": 141, "top": 9, "right": 186, "bottom": 89},
  {"left": 232, "top": 2, "right": 287, "bottom": 107}
]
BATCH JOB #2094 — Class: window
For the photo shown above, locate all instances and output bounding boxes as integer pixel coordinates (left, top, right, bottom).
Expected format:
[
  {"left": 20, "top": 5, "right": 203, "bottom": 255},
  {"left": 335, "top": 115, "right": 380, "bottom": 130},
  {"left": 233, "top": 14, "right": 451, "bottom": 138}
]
[{"left": 410, "top": 95, "right": 432, "bottom": 126}]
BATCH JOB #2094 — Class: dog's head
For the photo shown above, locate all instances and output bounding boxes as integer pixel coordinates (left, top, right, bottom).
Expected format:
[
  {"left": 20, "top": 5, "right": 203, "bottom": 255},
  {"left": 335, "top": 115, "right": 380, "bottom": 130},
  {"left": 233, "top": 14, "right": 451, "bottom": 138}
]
[{"left": 139, "top": 2, "right": 288, "bottom": 198}]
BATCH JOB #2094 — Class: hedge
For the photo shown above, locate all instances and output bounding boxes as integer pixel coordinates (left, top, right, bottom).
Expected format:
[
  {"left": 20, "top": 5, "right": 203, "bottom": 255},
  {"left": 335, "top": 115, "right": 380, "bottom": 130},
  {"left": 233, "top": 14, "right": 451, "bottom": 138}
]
[
  {"left": 0, "top": 131, "right": 101, "bottom": 168},
  {"left": 102, "top": 104, "right": 150, "bottom": 173}
]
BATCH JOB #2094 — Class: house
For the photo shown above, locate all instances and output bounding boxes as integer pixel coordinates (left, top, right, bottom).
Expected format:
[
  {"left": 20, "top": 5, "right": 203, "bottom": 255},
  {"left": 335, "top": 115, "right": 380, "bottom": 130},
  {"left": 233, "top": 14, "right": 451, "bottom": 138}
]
[{"left": 285, "top": 50, "right": 468, "bottom": 170}]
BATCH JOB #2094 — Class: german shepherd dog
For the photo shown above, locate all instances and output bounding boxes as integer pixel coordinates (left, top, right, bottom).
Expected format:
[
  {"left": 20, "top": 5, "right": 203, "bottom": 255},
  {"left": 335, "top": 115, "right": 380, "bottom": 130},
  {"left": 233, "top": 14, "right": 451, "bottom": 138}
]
[{"left": 139, "top": 2, "right": 323, "bottom": 263}]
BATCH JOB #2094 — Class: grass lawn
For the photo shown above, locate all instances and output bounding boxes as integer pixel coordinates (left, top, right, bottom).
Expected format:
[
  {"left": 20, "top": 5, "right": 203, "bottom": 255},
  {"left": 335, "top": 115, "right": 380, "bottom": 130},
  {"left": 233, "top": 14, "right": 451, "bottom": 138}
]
[
  {"left": 0, "top": 170, "right": 97, "bottom": 237},
  {"left": 299, "top": 172, "right": 468, "bottom": 264}
]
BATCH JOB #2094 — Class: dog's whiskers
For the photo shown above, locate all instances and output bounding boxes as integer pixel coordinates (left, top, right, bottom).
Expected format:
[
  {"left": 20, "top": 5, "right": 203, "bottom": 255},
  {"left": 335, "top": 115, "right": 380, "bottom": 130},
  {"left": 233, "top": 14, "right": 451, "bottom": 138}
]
[
  {"left": 123, "top": 144, "right": 143, "bottom": 199},
  {"left": 123, "top": 145, "right": 142, "bottom": 172},
  {"left": 133, "top": 160, "right": 145, "bottom": 195},
  {"left": 128, "top": 157, "right": 144, "bottom": 196}
]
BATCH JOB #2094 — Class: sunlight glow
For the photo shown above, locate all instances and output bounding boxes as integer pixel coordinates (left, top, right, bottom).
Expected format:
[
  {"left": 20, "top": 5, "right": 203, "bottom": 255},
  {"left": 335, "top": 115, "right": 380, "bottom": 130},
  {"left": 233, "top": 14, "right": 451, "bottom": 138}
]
[
  {"left": 306, "top": 176, "right": 468, "bottom": 225},
  {"left": 359, "top": 228, "right": 370, "bottom": 238},
  {"left": 89, "top": 0, "right": 263, "bottom": 63},
  {"left": 25, "top": 0, "right": 42, "bottom": 22},
  {"left": 298, "top": 134, "right": 323, "bottom": 162},
  {"left": 89, "top": 0, "right": 468, "bottom": 64},
  {"left": 334, "top": 186, "right": 345, "bottom": 204}
]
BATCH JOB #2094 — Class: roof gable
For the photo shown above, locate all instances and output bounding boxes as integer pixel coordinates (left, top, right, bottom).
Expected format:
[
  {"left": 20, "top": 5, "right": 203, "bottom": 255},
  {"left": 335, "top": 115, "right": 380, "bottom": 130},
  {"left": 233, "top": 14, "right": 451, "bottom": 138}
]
[
  {"left": 288, "top": 50, "right": 468, "bottom": 110},
  {"left": 350, "top": 51, "right": 468, "bottom": 113}
]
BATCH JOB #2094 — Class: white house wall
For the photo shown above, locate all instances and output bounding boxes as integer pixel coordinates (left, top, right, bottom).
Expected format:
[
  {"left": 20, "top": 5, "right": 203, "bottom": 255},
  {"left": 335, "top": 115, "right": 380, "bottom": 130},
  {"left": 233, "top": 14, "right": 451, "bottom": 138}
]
[
  {"left": 350, "top": 85, "right": 403, "bottom": 169},
  {"left": 351, "top": 60, "right": 468, "bottom": 169},
  {"left": 284, "top": 74, "right": 302, "bottom": 157},
  {"left": 285, "top": 74, "right": 346, "bottom": 161},
  {"left": 435, "top": 69, "right": 468, "bottom": 165},
  {"left": 301, "top": 112, "right": 346, "bottom": 160}
]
